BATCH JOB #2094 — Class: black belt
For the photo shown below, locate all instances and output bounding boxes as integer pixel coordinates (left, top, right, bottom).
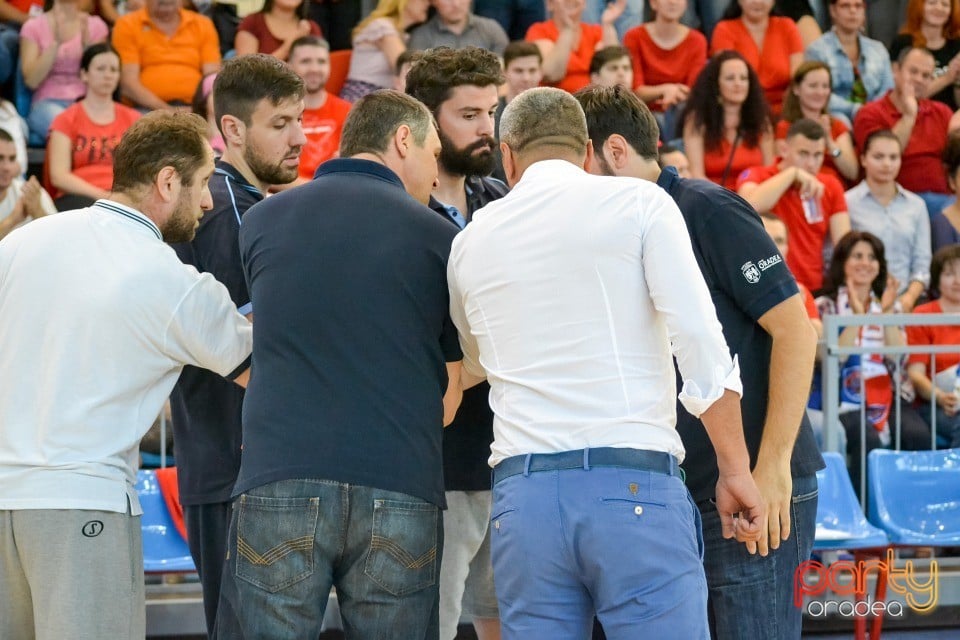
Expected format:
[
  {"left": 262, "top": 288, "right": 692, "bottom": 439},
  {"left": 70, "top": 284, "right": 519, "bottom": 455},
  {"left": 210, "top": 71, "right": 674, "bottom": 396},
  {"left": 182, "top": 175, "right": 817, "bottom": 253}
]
[{"left": 493, "top": 447, "right": 680, "bottom": 484}]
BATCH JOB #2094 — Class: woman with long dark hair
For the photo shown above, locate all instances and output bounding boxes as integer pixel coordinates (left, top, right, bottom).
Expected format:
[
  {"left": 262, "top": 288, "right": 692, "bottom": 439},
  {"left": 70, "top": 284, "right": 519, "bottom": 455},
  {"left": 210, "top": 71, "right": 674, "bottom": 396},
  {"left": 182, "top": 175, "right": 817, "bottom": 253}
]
[
  {"left": 682, "top": 49, "right": 773, "bottom": 190},
  {"left": 234, "top": 0, "right": 322, "bottom": 60}
]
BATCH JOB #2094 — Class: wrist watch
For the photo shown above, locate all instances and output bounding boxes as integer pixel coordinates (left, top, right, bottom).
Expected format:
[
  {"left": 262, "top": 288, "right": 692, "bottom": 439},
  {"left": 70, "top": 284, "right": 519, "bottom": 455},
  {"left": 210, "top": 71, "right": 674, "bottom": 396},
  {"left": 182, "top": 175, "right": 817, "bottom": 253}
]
[{"left": 830, "top": 147, "right": 841, "bottom": 158}]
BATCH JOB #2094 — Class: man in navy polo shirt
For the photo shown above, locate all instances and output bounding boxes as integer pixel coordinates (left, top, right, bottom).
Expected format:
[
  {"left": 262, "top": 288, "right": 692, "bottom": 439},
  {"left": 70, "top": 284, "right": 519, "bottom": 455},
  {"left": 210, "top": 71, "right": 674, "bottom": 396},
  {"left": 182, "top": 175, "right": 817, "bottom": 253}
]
[
  {"left": 168, "top": 53, "right": 306, "bottom": 638},
  {"left": 214, "top": 90, "right": 463, "bottom": 639},
  {"left": 406, "top": 46, "right": 506, "bottom": 640},
  {"left": 576, "top": 85, "right": 824, "bottom": 640}
]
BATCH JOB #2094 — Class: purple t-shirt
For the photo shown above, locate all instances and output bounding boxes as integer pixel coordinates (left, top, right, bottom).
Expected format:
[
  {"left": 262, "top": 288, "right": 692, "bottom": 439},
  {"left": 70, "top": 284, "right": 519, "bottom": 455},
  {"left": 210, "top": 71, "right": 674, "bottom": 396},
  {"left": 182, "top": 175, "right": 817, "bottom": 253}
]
[{"left": 20, "top": 14, "right": 109, "bottom": 103}]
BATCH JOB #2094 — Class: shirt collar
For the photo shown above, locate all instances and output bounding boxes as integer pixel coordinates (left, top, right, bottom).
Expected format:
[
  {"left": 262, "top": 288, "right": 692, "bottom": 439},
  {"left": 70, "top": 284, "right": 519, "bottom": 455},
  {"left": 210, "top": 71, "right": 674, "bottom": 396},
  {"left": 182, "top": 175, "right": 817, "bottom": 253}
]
[
  {"left": 215, "top": 159, "right": 263, "bottom": 198},
  {"left": 519, "top": 159, "right": 585, "bottom": 185},
  {"left": 314, "top": 158, "right": 405, "bottom": 188},
  {"left": 93, "top": 199, "right": 163, "bottom": 241},
  {"left": 656, "top": 166, "right": 680, "bottom": 191}
]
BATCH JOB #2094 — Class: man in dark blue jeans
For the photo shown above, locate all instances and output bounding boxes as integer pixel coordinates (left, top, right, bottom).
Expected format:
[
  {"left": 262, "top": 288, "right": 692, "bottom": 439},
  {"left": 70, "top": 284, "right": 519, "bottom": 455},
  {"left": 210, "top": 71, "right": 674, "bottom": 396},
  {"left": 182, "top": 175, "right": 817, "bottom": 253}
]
[
  {"left": 577, "top": 85, "right": 825, "bottom": 640},
  {"left": 214, "top": 90, "right": 463, "bottom": 639}
]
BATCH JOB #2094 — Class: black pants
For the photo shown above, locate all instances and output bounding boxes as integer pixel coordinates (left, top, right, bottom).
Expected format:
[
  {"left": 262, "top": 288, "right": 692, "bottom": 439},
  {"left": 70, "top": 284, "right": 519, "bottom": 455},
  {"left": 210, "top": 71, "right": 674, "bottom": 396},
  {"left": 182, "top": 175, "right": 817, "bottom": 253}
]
[{"left": 184, "top": 501, "right": 232, "bottom": 639}]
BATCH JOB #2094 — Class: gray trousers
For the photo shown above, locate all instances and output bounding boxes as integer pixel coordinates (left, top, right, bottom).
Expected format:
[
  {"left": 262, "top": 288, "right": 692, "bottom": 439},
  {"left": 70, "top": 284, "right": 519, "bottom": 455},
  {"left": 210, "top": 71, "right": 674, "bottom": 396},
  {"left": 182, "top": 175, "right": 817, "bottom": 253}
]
[{"left": 0, "top": 508, "right": 145, "bottom": 640}]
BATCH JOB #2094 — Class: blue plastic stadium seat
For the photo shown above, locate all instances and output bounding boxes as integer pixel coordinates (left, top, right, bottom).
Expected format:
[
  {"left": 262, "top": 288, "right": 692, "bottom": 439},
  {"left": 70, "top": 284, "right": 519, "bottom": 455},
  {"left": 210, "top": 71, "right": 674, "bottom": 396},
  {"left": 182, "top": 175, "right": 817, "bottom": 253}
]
[
  {"left": 136, "top": 469, "right": 196, "bottom": 572},
  {"left": 867, "top": 448, "right": 960, "bottom": 546},
  {"left": 815, "top": 452, "right": 889, "bottom": 550}
]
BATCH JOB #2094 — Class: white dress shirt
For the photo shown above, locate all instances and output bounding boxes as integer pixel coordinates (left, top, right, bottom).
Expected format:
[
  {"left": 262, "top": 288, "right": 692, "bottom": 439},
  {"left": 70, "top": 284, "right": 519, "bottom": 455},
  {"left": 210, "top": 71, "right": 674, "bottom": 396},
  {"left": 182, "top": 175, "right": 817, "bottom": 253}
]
[
  {"left": 448, "top": 160, "right": 741, "bottom": 467},
  {"left": 0, "top": 200, "right": 252, "bottom": 514}
]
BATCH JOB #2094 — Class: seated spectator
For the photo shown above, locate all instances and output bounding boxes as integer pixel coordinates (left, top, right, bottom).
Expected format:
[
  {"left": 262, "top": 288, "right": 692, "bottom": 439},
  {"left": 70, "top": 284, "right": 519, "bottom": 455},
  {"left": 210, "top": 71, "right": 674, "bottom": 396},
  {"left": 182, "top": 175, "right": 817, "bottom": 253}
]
[
  {"left": 907, "top": 244, "right": 960, "bottom": 448},
  {"left": 234, "top": 0, "right": 321, "bottom": 60},
  {"left": 288, "top": 36, "right": 351, "bottom": 179},
  {"left": 19, "top": 0, "right": 108, "bottom": 143},
  {"left": 492, "top": 40, "right": 541, "bottom": 181},
  {"left": 805, "top": 0, "right": 894, "bottom": 125},
  {"left": 932, "top": 130, "right": 960, "bottom": 249},
  {"left": 0, "top": 99, "right": 29, "bottom": 175},
  {"left": 816, "top": 231, "right": 932, "bottom": 491},
  {"left": 658, "top": 142, "right": 690, "bottom": 177},
  {"left": 191, "top": 72, "right": 224, "bottom": 155},
  {"left": 307, "top": 0, "right": 360, "bottom": 52},
  {"left": 709, "top": 0, "right": 804, "bottom": 115},
  {"left": 847, "top": 129, "right": 931, "bottom": 311},
  {"left": 473, "top": 0, "right": 544, "bottom": 41},
  {"left": 738, "top": 118, "right": 851, "bottom": 291},
  {"left": 588, "top": 45, "right": 632, "bottom": 88},
  {"left": 623, "top": 0, "right": 706, "bottom": 141},
  {"left": 339, "top": 0, "right": 428, "bottom": 101},
  {"left": 0, "top": 0, "right": 45, "bottom": 85},
  {"left": 210, "top": 0, "right": 265, "bottom": 56},
  {"left": 525, "top": 0, "right": 624, "bottom": 93},
  {"left": 47, "top": 43, "right": 140, "bottom": 210},
  {"left": 773, "top": 0, "right": 822, "bottom": 46},
  {"left": 760, "top": 210, "right": 822, "bottom": 335},
  {"left": 112, "top": 0, "right": 221, "bottom": 111},
  {"left": 682, "top": 49, "right": 774, "bottom": 190},
  {"left": 777, "top": 61, "right": 859, "bottom": 183},
  {"left": 0, "top": 128, "right": 54, "bottom": 241},
  {"left": 408, "top": 0, "right": 509, "bottom": 54},
  {"left": 889, "top": 0, "right": 960, "bottom": 111},
  {"left": 854, "top": 47, "right": 953, "bottom": 217}
]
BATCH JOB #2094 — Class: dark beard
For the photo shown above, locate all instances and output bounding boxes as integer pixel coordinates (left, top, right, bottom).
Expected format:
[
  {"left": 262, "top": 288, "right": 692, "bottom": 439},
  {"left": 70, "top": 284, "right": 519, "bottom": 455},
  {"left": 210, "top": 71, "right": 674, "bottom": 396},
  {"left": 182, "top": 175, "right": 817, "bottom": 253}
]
[
  {"left": 439, "top": 131, "right": 497, "bottom": 177},
  {"left": 245, "top": 145, "right": 300, "bottom": 186}
]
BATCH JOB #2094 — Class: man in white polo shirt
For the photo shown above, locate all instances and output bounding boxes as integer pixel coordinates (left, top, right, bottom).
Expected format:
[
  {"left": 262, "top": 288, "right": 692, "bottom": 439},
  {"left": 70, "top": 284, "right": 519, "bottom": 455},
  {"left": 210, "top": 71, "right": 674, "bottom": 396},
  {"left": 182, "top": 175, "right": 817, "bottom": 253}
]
[
  {"left": 447, "top": 87, "right": 764, "bottom": 638},
  {"left": 0, "top": 111, "right": 253, "bottom": 640}
]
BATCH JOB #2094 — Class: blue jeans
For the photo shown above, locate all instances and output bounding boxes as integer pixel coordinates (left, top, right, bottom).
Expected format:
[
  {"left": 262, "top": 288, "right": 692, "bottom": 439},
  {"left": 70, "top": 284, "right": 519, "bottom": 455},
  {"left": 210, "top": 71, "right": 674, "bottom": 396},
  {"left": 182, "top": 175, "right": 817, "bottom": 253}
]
[
  {"left": 27, "top": 99, "right": 70, "bottom": 145},
  {"left": 699, "top": 473, "right": 819, "bottom": 640},
  {"left": 490, "top": 449, "right": 708, "bottom": 640},
  {"left": 214, "top": 479, "right": 443, "bottom": 640},
  {"left": 583, "top": 0, "right": 643, "bottom": 40},
  {"left": 915, "top": 400, "right": 960, "bottom": 448},
  {"left": 473, "top": 0, "right": 546, "bottom": 41}
]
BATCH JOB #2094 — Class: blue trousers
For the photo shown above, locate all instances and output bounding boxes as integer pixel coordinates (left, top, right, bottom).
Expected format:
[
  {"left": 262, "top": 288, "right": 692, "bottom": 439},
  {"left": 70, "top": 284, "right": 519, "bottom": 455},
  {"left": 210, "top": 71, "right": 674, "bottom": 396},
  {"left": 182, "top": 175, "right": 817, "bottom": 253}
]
[
  {"left": 699, "top": 473, "right": 819, "bottom": 640},
  {"left": 490, "top": 448, "right": 709, "bottom": 639},
  {"left": 214, "top": 479, "right": 443, "bottom": 639}
]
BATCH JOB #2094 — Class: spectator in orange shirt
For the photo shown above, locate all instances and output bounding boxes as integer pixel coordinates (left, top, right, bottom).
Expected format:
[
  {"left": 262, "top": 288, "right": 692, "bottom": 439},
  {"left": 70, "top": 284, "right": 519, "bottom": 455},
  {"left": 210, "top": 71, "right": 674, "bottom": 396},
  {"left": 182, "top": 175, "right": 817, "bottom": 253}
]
[
  {"left": 710, "top": 0, "right": 804, "bottom": 115},
  {"left": 525, "top": 0, "right": 624, "bottom": 94},
  {"left": 287, "top": 36, "right": 351, "bottom": 180},
  {"left": 112, "top": 0, "right": 220, "bottom": 111},
  {"left": 623, "top": 0, "right": 706, "bottom": 140}
]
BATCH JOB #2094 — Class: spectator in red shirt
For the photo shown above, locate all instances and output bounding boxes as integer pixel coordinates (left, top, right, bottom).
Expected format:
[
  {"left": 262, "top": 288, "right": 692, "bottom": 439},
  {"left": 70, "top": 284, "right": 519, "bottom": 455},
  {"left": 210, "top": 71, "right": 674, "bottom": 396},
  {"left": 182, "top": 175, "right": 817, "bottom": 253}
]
[
  {"left": 853, "top": 47, "right": 954, "bottom": 217},
  {"left": 906, "top": 244, "right": 960, "bottom": 448},
  {"left": 737, "top": 118, "right": 851, "bottom": 291},
  {"left": 234, "top": 0, "right": 322, "bottom": 61},
  {"left": 287, "top": 36, "right": 351, "bottom": 180}
]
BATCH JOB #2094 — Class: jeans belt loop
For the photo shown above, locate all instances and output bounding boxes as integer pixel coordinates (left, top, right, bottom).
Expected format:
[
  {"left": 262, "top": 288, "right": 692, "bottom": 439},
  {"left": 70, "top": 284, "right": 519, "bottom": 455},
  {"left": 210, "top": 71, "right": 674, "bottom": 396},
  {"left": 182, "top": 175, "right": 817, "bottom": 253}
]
[
  {"left": 522, "top": 453, "right": 532, "bottom": 477},
  {"left": 583, "top": 447, "right": 590, "bottom": 471}
]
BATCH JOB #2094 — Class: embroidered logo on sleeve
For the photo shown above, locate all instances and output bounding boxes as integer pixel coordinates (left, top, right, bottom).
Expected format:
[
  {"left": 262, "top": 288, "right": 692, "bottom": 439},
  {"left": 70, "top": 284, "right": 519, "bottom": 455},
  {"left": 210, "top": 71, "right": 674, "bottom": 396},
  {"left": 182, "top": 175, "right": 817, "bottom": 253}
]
[
  {"left": 741, "top": 261, "right": 761, "bottom": 284},
  {"left": 758, "top": 254, "right": 782, "bottom": 271}
]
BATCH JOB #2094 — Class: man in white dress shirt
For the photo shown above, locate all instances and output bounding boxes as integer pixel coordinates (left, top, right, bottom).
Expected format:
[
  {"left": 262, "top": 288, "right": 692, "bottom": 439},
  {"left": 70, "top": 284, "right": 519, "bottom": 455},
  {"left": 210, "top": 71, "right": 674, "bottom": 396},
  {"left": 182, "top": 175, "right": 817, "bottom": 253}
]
[
  {"left": 446, "top": 87, "right": 764, "bottom": 639},
  {"left": 0, "top": 112, "right": 253, "bottom": 640}
]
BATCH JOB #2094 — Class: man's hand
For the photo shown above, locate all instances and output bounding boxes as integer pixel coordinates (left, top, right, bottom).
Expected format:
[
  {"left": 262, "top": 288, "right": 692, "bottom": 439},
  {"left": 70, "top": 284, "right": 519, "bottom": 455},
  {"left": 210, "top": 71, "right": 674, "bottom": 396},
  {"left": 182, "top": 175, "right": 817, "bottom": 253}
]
[
  {"left": 937, "top": 389, "right": 960, "bottom": 416},
  {"left": 714, "top": 469, "right": 765, "bottom": 552},
  {"left": 901, "top": 82, "right": 919, "bottom": 118},
  {"left": 20, "top": 176, "right": 46, "bottom": 220},
  {"left": 793, "top": 168, "right": 824, "bottom": 200},
  {"left": 750, "top": 460, "right": 792, "bottom": 556},
  {"left": 600, "top": 0, "right": 627, "bottom": 26}
]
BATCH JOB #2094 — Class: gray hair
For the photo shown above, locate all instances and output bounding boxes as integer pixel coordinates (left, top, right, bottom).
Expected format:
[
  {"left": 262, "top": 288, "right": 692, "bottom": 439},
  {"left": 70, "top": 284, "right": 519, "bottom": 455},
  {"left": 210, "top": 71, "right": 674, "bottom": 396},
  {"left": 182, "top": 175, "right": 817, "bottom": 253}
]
[{"left": 499, "top": 87, "right": 589, "bottom": 156}]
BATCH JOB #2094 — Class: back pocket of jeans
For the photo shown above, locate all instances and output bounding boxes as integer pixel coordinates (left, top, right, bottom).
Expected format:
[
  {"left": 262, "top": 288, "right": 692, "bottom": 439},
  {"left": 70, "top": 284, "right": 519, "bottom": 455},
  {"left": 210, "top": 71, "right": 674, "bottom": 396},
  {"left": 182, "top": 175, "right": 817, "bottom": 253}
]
[
  {"left": 364, "top": 499, "right": 438, "bottom": 597},
  {"left": 236, "top": 494, "right": 319, "bottom": 593}
]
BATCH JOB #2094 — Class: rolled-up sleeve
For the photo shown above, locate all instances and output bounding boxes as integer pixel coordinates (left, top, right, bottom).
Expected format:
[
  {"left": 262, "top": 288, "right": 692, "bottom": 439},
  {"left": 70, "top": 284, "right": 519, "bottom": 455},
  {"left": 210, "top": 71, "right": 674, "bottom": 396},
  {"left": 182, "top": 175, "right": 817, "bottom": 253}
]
[{"left": 639, "top": 193, "right": 743, "bottom": 417}]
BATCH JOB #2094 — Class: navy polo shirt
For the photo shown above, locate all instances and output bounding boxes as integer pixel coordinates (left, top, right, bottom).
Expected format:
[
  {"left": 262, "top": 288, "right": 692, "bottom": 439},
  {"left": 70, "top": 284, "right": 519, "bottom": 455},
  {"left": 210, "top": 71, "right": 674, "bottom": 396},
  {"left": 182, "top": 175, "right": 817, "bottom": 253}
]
[
  {"left": 169, "top": 161, "right": 262, "bottom": 505},
  {"left": 429, "top": 175, "right": 509, "bottom": 491},
  {"left": 236, "top": 158, "right": 462, "bottom": 507},
  {"left": 657, "top": 168, "right": 825, "bottom": 504}
]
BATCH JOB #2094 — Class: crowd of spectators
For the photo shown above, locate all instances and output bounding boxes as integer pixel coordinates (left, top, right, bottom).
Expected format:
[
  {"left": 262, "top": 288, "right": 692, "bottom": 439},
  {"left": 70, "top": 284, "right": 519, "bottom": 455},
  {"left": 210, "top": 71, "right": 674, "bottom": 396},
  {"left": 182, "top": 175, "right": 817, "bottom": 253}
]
[{"left": 4, "top": 0, "right": 960, "bottom": 484}]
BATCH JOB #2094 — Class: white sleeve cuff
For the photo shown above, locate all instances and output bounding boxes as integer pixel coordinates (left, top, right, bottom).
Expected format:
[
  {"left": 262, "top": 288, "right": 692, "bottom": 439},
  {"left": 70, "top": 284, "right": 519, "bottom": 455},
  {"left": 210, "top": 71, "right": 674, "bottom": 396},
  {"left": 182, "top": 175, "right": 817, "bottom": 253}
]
[{"left": 677, "top": 355, "right": 743, "bottom": 418}]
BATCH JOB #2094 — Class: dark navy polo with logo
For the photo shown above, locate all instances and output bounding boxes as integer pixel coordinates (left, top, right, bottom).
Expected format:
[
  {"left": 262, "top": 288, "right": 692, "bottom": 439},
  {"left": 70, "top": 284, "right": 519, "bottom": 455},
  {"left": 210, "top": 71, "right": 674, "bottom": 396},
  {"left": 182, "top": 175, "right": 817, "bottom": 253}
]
[
  {"left": 169, "top": 160, "right": 262, "bottom": 505},
  {"left": 657, "top": 168, "right": 825, "bottom": 504},
  {"left": 428, "top": 175, "right": 509, "bottom": 491},
  {"left": 236, "top": 158, "right": 462, "bottom": 508}
]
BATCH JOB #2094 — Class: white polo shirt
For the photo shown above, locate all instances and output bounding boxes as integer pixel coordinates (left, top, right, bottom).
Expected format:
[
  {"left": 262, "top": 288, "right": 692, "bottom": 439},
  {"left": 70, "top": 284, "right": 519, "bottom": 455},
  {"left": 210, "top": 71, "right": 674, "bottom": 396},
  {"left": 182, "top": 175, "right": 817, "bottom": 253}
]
[
  {"left": 0, "top": 200, "right": 252, "bottom": 514},
  {"left": 448, "top": 160, "right": 742, "bottom": 467}
]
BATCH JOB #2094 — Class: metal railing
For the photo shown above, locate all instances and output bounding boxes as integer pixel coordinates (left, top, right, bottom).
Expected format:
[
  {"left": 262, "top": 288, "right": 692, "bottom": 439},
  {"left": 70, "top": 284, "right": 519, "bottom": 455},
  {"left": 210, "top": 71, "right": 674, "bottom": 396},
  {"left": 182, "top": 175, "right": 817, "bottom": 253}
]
[{"left": 821, "top": 312, "right": 960, "bottom": 504}]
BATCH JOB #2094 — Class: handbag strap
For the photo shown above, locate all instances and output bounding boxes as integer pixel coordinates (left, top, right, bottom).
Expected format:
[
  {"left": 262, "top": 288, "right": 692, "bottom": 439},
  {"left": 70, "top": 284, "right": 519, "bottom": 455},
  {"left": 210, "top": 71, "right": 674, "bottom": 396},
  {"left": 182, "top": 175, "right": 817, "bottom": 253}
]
[{"left": 720, "top": 131, "right": 741, "bottom": 188}]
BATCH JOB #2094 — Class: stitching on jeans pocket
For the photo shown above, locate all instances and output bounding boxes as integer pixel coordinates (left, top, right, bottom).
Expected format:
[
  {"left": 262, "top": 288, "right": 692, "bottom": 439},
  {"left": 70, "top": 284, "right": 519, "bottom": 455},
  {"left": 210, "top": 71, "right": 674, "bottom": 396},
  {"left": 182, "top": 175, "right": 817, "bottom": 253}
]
[
  {"left": 364, "top": 499, "right": 438, "bottom": 597},
  {"left": 236, "top": 495, "right": 319, "bottom": 593},
  {"left": 792, "top": 488, "right": 819, "bottom": 504}
]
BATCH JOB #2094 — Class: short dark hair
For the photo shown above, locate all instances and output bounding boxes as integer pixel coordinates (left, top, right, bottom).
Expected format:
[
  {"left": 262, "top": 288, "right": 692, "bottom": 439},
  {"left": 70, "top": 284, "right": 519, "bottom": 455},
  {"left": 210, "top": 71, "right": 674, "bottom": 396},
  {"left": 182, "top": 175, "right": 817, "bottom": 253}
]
[
  {"left": 930, "top": 245, "right": 960, "bottom": 297},
  {"left": 759, "top": 211, "right": 787, "bottom": 234},
  {"left": 822, "top": 231, "right": 888, "bottom": 299},
  {"left": 404, "top": 47, "right": 505, "bottom": 113},
  {"left": 289, "top": 35, "right": 330, "bottom": 60},
  {"left": 112, "top": 112, "right": 210, "bottom": 192},
  {"left": 897, "top": 45, "right": 935, "bottom": 66},
  {"left": 81, "top": 42, "right": 118, "bottom": 71},
  {"left": 395, "top": 49, "right": 416, "bottom": 76},
  {"left": 575, "top": 85, "right": 658, "bottom": 162},
  {"left": 589, "top": 45, "right": 631, "bottom": 75},
  {"left": 943, "top": 129, "right": 960, "bottom": 182},
  {"left": 0, "top": 128, "right": 14, "bottom": 144},
  {"left": 862, "top": 129, "right": 901, "bottom": 155},
  {"left": 503, "top": 41, "right": 541, "bottom": 68},
  {"left": 340, "top": 90, "right": 434, "bottom": 157},
  {"left": 785, "top": 118, "right": 827, "bottom": 142},
  {"left": 213, "top": 54, "right": 305, "bottom": 129}
]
